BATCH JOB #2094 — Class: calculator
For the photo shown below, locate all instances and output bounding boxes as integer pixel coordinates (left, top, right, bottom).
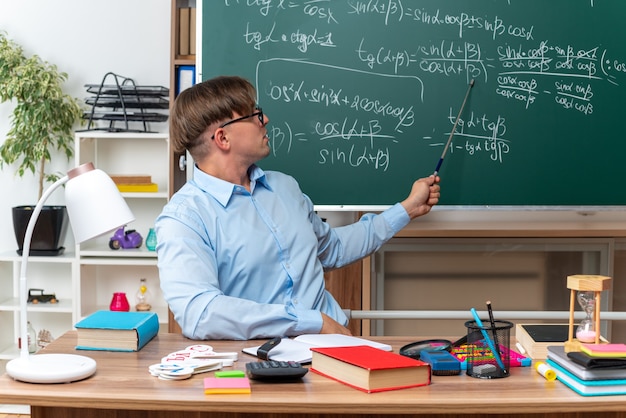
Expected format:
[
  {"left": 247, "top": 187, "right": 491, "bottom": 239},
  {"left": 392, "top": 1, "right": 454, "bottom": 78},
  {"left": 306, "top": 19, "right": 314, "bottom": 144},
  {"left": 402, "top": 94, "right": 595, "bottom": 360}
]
[{"left": 245, "top": 360, "right": 308, "bottom": 381}]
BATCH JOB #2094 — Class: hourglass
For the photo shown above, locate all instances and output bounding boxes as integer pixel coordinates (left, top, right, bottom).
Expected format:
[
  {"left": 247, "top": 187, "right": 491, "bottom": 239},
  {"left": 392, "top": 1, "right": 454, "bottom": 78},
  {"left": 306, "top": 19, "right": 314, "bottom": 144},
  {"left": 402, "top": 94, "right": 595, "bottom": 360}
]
[
  {"left": 576, "top": 291, "right": 596, "bottom": 343},
  {"left": 135, "top": 278, "right": 152, "bottom": 311},
  {"left": 565, "top": 275, "right": 611, "bottom": 352}
]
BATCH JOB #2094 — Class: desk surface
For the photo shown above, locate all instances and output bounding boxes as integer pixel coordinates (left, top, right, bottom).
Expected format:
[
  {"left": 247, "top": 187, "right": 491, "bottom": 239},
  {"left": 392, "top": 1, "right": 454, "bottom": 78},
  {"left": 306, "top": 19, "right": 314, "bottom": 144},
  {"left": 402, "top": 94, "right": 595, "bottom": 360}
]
[{"left": 2, "top": 332, "right": 626, "bottom": 418}]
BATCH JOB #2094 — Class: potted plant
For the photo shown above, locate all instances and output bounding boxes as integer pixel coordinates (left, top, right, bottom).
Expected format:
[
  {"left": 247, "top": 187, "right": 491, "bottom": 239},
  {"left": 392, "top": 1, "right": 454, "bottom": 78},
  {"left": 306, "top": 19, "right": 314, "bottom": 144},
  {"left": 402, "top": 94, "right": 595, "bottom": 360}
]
[{"left": 0, "top": 31, "right": 83, "bottom": 255}]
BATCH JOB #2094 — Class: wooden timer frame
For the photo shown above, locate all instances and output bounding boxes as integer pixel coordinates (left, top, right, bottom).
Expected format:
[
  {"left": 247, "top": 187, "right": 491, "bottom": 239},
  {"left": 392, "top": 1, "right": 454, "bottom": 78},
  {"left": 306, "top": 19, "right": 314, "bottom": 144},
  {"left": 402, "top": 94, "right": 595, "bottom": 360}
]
[{"left": 565, "top": 274, "right": 611, "bottom": 352}]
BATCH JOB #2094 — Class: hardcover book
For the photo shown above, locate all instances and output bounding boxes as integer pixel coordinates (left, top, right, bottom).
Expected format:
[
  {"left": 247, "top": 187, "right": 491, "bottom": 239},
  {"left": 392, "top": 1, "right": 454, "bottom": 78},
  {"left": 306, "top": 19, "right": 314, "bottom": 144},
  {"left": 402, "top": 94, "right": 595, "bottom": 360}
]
[
  {"left": 75, "top": 310, "right": 159, "bottom": 352},
  {"left": 243, "top": 334, "right": 392, "bottom": 364},
  {"left": 546, "top": 359, "right": 626, "bottom": 396},
  {"left": 547, "top": 345, "right": 626, "bottom": 381},
  {"left": 310, "top": 345, "right": 431, "bottom": 393}
]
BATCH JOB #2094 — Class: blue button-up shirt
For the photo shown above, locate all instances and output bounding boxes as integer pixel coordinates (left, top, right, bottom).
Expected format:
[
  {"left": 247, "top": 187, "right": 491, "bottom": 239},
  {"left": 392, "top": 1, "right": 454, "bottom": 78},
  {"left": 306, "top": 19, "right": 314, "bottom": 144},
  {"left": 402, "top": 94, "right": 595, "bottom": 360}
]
[{"left": 156, "top": 164, "right": 410, "bottom": 340}]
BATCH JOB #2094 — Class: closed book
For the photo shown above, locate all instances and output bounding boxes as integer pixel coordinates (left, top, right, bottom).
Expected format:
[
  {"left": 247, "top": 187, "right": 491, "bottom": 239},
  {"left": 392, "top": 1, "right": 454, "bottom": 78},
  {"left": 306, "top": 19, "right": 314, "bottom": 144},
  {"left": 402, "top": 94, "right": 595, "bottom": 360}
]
[
  {"left": 547, "top": 346, "right": 626, "bottom": 381},
  {"left": 178, "top": 7, "right": 190, "bottom": 56},
  {"left": 116, "top": 183, "right": 158, "bottom": 193},
  {"left": 189, "top": 7, "right": 196, "bottom": 54},
  {"left": 110, "top": 174, "right": 152, "bottom": 184},
  {"left": 203, "top": 377, "right": 251, "bottom": 394},
  {"left": 546, "top": 359, "right": 626, "bottom": 396},
  {"left": 310, "top": 345, "right": 430, "bottom": 393},
  {"left": 75, "top": 310, "right": 159, "bottom": 352}
]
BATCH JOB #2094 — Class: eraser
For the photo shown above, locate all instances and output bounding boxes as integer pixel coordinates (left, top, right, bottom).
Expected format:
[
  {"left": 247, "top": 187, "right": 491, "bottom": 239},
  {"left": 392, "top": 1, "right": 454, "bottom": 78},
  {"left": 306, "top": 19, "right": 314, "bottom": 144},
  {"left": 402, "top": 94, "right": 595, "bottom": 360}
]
[{"left": 215, "top": 370, "right": 246, "bottom": 378}]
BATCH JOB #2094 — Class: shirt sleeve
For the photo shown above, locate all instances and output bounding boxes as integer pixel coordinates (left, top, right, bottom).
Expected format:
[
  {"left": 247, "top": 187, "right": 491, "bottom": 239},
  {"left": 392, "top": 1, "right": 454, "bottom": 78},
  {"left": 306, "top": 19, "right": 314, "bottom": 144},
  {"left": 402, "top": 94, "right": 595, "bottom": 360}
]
[{"left": 313, "top": 202, "right": 411, "bottom": 269}]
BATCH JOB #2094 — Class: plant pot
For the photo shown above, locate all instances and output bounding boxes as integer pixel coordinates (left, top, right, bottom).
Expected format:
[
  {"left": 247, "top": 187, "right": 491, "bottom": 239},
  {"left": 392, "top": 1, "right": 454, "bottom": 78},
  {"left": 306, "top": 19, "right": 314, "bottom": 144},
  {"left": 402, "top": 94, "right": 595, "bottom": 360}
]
[{"left": 12, "top": 205, "right": 69, "bottom": 256}]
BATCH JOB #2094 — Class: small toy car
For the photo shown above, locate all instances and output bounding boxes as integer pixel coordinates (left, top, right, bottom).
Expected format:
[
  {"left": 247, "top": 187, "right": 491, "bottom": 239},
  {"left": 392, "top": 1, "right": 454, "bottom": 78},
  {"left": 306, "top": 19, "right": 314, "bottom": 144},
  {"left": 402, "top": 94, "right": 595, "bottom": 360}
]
[
  {"left": 27, "top": 288, "right": 58, "bottom": 304},
  {"left": 109, "top": 227, "right": 143, "bottom": 250}
]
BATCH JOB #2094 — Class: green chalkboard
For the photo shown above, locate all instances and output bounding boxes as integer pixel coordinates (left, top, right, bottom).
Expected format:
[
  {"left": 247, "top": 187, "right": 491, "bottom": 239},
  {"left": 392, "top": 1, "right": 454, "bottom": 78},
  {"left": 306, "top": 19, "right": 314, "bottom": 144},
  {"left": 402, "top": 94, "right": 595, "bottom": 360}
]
[{"left": 199, "top": 0, "right": 626, "bottom": 208}]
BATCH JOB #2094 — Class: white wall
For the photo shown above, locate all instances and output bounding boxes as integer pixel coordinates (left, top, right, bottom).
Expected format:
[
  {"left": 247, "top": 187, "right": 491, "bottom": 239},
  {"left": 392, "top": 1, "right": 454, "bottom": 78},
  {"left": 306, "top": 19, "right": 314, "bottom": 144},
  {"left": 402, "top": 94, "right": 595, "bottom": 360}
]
[{"left": 0, "top": 0, "right": 170, "bottom": 253}]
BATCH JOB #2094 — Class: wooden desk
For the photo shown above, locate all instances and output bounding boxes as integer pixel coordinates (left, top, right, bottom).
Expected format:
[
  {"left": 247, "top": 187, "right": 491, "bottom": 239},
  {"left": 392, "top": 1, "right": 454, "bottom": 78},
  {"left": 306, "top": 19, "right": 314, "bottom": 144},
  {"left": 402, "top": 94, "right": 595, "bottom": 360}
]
[{"left": 1, "top": 332, "right": 626, "bottom": 418}]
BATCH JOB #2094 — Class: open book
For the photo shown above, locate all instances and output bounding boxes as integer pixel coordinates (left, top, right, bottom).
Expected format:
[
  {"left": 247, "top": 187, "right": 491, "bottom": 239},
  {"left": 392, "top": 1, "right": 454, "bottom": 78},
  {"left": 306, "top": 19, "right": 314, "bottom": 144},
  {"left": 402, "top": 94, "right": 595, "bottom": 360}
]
[{"left": 242, "top": 334, "right": 392, "bottom": 364}]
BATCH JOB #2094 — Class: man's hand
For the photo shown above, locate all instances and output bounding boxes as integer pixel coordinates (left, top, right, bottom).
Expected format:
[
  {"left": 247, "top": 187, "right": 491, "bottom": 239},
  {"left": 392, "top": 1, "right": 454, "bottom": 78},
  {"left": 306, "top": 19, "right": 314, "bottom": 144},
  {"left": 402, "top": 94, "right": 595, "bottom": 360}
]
[
  {"left": 400, "top": 175, "right": 440, "bottom": 219},
  {"left": 320, "top": 313, "right": 352, "bottom": 335}
]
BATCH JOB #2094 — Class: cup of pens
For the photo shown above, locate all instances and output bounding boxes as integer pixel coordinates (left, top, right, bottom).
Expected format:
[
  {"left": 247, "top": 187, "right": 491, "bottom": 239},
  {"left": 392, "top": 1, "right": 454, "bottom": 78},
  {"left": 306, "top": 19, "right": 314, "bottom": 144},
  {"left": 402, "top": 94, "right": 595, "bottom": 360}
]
[{"left": 464, "top": 316, "right": 514, "bottom": 379}]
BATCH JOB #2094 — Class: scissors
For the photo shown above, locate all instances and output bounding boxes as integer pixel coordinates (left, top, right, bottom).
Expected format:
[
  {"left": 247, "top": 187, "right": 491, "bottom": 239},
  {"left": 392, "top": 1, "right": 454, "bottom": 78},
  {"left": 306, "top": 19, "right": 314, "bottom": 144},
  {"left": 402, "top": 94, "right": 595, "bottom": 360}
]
[
  {"left": 151, "top": 344, "right": 238, "bottom": 380},
  {"left": 161, "top": 344, "right": 238, "bottom": 365},
  {"left": 149, "top": 359, "right": 223, "bottom": 380}
]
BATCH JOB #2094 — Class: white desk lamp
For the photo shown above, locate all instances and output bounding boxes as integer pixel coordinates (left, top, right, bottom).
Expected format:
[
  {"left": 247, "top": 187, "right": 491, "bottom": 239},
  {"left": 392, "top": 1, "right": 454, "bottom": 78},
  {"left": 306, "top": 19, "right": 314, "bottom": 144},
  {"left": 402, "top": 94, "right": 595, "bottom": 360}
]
[{"left": 6, "top": 162, "right": 135, "bottom": 383}]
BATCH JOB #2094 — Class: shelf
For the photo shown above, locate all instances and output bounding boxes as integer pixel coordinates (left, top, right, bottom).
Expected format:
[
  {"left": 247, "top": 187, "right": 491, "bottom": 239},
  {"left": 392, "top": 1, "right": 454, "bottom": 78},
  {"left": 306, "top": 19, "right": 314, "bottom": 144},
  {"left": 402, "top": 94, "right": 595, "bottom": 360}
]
[
  {"left": 0, "top": 297, "right": 73, "bottom": 313},
  {"left": 0, "top": 343, "right": 19, "bottom": 360},
  {"left": 122, "top": 191, "right": 169, "bottom": 199},
  {"left": 0, "top": 250, "right": 75, "bottom": 263}
]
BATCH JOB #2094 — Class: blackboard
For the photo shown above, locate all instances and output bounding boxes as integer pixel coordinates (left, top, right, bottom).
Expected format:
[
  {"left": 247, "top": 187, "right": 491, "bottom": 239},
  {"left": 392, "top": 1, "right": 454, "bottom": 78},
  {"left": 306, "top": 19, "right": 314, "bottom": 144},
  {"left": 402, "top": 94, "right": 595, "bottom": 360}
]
[{"left": 199, "top": 1, "right": 626, "bottom": 208}]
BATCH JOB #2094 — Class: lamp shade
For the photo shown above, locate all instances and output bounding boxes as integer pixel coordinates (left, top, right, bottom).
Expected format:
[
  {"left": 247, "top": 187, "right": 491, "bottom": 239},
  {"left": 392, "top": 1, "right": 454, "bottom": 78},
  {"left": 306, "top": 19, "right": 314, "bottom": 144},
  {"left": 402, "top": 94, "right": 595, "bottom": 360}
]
[{"left": 65, "top": 163, "right": 135, "bottom": 243}]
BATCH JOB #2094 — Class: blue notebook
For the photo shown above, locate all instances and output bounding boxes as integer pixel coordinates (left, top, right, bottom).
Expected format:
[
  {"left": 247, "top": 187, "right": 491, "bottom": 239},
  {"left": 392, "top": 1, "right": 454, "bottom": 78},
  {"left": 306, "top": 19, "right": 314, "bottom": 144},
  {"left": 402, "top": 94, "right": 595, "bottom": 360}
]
[
  {"left": 546, "top": 359, "right": 626, "bottom": 396},
  {"left": 75, "top": 310, "right": 159, "bottom": 352}
]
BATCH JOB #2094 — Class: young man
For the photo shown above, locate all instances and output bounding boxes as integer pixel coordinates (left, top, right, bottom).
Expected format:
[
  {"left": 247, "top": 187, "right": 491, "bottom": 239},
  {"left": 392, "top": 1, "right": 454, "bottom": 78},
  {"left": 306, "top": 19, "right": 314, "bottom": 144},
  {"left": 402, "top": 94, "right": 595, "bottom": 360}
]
[{"left": 156, "top": 75, "right": 440, "bottom": 340}]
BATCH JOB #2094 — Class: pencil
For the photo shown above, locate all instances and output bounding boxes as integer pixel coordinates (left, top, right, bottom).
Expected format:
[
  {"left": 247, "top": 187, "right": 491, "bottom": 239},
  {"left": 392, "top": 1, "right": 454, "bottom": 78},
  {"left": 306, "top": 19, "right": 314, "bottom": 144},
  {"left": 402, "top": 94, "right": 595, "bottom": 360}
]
[{"left": 486, "top": 301, "right": 501, "bottom": 360}]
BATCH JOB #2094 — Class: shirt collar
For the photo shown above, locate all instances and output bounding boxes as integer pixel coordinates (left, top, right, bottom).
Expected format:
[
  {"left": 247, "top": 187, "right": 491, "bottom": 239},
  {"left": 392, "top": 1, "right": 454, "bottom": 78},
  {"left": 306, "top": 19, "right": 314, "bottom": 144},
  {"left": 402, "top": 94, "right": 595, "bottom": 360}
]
[{"left": 193, "top": 164, "right": 272, "bottom": 207}]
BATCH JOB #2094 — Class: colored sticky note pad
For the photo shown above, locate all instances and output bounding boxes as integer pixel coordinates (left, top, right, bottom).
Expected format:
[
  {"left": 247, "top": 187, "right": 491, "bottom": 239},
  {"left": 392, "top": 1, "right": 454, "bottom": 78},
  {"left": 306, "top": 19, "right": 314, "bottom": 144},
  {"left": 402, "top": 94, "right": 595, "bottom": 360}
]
[
  {"left": 581, "top": 343, "right": 626, "bottom": 357},
  {"left": 204, "top": 377, "right": 251, "bottom": 394}
]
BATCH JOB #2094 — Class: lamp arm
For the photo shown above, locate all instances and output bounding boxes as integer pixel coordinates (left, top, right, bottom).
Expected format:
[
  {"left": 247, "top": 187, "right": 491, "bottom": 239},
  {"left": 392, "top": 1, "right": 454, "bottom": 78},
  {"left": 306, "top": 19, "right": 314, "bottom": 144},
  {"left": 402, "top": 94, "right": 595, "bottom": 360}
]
[{"left": 18, "top": 175, "right": 69, "bottom": 360}]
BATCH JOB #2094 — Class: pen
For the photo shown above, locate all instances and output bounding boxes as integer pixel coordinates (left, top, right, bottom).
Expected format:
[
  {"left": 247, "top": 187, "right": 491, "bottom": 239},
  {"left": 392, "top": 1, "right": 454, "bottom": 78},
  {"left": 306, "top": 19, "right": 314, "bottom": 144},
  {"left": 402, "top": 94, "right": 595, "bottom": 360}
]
[
  {"left": 470, "top": 307, "right": 506, "bottom": 373},
  {"left": 486, "top": 300, "right": 501, "bottom": 359}
]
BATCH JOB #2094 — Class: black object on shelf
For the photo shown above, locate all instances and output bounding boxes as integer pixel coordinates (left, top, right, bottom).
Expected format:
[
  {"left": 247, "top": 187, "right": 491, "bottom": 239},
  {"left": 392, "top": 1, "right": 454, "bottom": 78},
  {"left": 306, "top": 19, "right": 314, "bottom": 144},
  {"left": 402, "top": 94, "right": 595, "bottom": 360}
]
[{"left": 81, "top": 72, "right": 169, "bottom": 133}]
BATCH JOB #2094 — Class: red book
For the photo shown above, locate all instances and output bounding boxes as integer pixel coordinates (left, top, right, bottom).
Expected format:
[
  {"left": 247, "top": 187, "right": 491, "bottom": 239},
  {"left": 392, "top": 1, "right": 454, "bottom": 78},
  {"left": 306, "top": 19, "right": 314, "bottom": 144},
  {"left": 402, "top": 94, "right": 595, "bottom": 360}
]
[{"left": 310, "top": 345, "right": 431, "bottom": 393}]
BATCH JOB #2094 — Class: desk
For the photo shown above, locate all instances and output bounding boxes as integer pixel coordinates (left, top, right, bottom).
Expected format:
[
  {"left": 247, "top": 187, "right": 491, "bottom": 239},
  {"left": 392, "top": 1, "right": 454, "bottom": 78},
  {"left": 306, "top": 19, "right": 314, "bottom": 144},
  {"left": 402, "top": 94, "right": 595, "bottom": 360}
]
[{"left": 1, "top": 332, "right": 626, "bottom": 418}]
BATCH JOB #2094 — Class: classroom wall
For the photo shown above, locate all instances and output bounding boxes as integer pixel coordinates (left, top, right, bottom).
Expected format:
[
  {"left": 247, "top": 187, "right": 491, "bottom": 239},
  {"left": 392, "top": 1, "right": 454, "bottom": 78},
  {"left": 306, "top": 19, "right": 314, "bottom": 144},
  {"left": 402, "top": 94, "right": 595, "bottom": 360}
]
[
  {"left": 0, "top": 0, "right": 170, "bottom": 253},
  {"left": 3, "top": 0, "right": 626, "bottom": 258}
]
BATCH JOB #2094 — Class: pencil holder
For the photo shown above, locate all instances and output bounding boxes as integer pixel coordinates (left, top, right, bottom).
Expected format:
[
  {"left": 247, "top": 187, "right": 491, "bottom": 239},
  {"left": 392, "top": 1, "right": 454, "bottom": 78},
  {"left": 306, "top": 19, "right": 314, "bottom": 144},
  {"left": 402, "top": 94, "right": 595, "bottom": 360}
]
[{"left": 464, "top": 319, "right": 513, "bottom": 379}]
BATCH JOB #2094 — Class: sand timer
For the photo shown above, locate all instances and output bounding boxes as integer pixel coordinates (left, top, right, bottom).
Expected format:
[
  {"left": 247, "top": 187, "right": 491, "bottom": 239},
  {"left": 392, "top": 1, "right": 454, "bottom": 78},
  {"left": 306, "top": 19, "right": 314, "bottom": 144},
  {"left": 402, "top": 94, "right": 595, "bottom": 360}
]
[
  {"left": 135, "top": 278, "right": 152, "bottom": 311},
  {"left": 565, "top": 275, "right": 611, "bottom": 352},
  {"left": 576, "top": 291, "right": 596, "bottom": 343}
]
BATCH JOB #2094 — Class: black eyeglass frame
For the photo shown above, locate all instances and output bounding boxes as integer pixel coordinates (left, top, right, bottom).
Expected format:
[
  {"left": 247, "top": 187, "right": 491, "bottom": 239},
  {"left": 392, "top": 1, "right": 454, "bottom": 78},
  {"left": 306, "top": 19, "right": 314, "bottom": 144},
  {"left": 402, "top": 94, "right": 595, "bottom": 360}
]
[{"left": 210, "top": 106, "right": 264, "bottom": 139}]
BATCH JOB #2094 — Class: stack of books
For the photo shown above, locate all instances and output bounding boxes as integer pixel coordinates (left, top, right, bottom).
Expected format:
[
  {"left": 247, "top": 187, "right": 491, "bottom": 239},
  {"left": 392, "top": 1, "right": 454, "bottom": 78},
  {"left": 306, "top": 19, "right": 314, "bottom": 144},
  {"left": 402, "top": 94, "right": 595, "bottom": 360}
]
[
  {"left": 110, "top": 174, "right": 158, "bottom": 193},
  {"left": 546, "top": 345, "right": 626, "bottom": 396}
]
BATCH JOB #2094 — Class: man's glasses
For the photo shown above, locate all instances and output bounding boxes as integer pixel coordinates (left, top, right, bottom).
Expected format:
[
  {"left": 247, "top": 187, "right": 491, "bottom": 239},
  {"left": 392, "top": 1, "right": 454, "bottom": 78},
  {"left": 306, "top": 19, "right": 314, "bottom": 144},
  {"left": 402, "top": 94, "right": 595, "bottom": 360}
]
[{"left": 211, "top": 106, "right": 264, "bottom": 139}]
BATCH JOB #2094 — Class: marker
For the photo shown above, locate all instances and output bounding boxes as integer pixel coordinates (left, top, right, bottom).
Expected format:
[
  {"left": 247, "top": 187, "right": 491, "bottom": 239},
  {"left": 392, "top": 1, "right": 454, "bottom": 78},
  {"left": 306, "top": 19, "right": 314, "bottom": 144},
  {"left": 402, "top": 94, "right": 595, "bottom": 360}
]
[{"left": 434, "top": 79, "right": 475, "bottom": 176}]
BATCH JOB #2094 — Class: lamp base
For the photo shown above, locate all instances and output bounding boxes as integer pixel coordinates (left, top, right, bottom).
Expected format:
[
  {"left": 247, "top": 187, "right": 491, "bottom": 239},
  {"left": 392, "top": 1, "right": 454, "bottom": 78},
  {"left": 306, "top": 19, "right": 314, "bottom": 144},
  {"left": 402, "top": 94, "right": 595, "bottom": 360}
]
[{"left": 6, "top": 353, "right": 97, "bottom": 383}]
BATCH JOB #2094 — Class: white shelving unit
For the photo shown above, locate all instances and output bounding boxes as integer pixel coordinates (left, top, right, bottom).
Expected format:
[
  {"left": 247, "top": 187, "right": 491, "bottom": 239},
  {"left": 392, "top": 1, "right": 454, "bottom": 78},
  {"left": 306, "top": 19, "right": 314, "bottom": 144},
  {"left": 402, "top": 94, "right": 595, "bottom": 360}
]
[
  {"left": 0, "top": 251, "right": 76, "bottom": 362},
  {"left": 74, "top": 131, "right": 169, "bottom": 322},
  {"left": 0, "top": 131, "right": 170, "bottom": 363}
]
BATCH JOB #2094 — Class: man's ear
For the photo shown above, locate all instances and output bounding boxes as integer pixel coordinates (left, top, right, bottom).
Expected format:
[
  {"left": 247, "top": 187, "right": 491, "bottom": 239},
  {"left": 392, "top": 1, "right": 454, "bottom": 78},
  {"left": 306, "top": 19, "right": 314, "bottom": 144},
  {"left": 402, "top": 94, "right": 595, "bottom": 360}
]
[{"left": 212, "top": 129, "right": 230, "bottom": 150}]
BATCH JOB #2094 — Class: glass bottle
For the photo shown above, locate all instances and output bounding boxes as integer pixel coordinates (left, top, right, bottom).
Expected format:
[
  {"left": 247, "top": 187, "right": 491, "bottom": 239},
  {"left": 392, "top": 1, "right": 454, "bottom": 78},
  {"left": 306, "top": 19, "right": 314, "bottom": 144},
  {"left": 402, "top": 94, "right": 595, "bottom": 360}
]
[
  {"left": 27, "top": 321, "right": 37, "bottom": 353},
  {"left": 146, "top": 228, "right": 157, "bottom": 251},
  {"left": 135, "top": 278, "right": 152, "bottom": 311},
  {"left": 110, "top": 292, "right": 130, "bottom": 311}
]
